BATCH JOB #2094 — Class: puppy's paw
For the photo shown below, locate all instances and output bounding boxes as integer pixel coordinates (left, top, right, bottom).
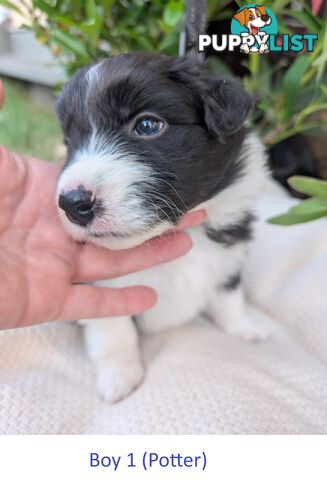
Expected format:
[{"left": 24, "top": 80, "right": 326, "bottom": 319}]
[
  {"left": 259, "top": 44, "right": 268, "bottom": 54},
  {"left": 218, "top": 314, "right": 271, "bottom": 342},
  {"left": 225, "top": 319, "right": 270, "bottom": 342},
  {"left": 96, "top": 361, "right": 145, "bottom": 403},
  {"left": 240, "top": 44, "right": 250, "bottom": 54}
]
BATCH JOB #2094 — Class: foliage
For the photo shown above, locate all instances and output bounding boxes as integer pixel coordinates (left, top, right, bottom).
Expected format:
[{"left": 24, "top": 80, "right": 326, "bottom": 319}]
[
  {"left": 0, "top": 0, "right": 184, "bottom": 75},
  {"left": 269, "top": 176, "right": 327, "bottom": 225},
  {"left": 1, "top": 0, "right": 326, "bottom": 146},
  {"left": 208, "top": 0, "right": 327, "bottom": 146}
]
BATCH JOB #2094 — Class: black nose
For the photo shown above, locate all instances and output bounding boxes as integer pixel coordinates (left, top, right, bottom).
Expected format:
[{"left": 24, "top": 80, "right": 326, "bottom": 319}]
[
  {"left": 59, "top": 186, "right": 95, "bottom": 226},
  {"left": 261, "top": 14, "right": 269, "bottom": 21}
]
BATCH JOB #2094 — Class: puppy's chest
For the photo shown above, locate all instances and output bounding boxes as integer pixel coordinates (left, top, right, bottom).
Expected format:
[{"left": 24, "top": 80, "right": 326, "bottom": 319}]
[
  {"left": 103, "top": 226, "right": 245, "bottom": 333},
  {"left": 141, "top": 228, "right": 245, "bottom": 333}
]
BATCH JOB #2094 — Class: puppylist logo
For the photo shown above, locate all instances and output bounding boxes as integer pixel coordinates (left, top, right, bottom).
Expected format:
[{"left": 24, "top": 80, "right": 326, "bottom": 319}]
[{"left": 199, "top": 4, "right": 318, "bottom": 54}]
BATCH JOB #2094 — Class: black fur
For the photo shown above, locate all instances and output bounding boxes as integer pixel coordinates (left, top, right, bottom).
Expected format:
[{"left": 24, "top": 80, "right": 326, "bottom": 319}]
[
  {"left": 205, "top": 212, "right": 255, "bottom": 247},
  {"left": 56, "top": 53, "right": 254, "bottom": 225}
]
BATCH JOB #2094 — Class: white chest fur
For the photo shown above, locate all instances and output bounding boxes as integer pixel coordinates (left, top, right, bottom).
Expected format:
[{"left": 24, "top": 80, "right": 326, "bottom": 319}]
[{"left": 136, "top": 227, "right": 246, "bottom": 333}]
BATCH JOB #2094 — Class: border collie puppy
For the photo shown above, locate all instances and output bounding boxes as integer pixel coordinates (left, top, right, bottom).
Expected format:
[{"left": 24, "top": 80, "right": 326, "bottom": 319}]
[{"left": 56, "top": 53, "right": 268, "bottom": 403}]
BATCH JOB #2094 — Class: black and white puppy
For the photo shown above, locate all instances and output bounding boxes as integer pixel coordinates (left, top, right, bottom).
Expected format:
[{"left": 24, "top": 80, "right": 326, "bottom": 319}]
[{"left": 56, "top": 53, "right": 268, "bottom": 403}]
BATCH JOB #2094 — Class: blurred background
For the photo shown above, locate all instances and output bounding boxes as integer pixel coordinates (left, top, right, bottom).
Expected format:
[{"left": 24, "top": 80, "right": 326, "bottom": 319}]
[{"left": 0, "top": 0, "right": 326, "bottom": 187}]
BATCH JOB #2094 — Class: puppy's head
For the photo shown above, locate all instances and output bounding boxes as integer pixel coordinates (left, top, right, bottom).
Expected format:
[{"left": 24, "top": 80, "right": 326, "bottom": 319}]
[
  {"left": 234, "top": 6, "right": 271, "bottom": 29},
  {"left": 56, "top": 53, "right": 253, "bottom": 249}
]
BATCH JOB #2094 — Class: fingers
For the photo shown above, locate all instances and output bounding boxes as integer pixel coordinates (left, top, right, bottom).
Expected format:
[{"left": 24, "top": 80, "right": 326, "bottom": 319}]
[
  {"left": 74, "top": 231, "right": 193, "bottom": 282},
  {"left": 73, "top": 210, "right": 207, "bottom": 283},
  {"left": 0, "top": 79, "right": 4, "bottom": 108},
  {"left": 60, "top": 284, "right": 157, "bottom": 321},
  {"left": 174, "top": 209, "right": 207, "bottom": 230}
]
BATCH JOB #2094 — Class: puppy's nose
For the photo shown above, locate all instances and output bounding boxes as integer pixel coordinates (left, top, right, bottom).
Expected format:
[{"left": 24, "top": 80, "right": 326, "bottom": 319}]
[
  {"left": 59, "top": 186, "right": 95, "bottom": 226},
  {"left": 261, "top": 14, "right": 269, "bottom": 21}
]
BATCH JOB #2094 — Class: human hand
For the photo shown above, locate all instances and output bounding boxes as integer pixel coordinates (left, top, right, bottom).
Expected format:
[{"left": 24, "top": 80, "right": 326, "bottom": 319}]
[{"left": 0, "top": 80, "right": 205, "bottom": 329}]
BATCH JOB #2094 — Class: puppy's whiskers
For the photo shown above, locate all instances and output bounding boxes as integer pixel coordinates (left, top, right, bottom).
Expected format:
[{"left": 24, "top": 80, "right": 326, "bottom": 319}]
[
  {"left": 152, "top": 172, "right": 187, "bottom": 212},
  {"left": 152, "top": 190, "right": 184, "bottom": 218}
]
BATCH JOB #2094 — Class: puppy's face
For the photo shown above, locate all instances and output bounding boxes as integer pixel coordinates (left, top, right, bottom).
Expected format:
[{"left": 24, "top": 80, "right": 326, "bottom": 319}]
[
  {"left": 234, "top": 6, "right": 271, "bottom": 31},
  {"left": 56, "top": 53, "right": 252, "bottom": 249}
]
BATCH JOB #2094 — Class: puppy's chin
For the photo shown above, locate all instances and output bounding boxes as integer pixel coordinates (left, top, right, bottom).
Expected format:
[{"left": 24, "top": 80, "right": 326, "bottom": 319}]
[
  {"left": 90, "top": 220, "right": 172, "bottom": 250},
  {"left": 58, "top": 209, "right": 172, "bottom": 250}
]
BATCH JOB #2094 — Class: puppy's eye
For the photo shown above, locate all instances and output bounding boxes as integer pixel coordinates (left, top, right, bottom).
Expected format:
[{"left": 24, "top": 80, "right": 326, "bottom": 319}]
[
  {"left": 249, "top": 14, "right": 254, "bottom": 19},
  {"left": 134, "top": 117, "right": 165, "bottom": 137}
]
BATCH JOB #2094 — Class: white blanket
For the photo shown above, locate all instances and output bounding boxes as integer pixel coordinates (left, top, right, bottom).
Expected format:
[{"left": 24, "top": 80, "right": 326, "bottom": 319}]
[{"left": 1, "top": 180, "right": 326, "bottom": 434}]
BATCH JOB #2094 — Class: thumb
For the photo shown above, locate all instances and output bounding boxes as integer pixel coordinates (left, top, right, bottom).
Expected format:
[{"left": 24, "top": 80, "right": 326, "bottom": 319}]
[{"left": 59, "top": 284, "right": 158, "bottom": 322}]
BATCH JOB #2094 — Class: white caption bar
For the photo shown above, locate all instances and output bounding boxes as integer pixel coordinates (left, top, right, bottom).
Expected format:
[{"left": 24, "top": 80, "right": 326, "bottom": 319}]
[{"left": 0, "top": 435, "right": 326, "bottom": 479}]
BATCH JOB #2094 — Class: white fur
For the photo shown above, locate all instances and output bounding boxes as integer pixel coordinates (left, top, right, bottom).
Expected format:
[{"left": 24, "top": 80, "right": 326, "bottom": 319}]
[
  {"left": 78, "top": 132, "right": 270, "bottom": 402},
  {"left": 86, "top": 61, "right": 104, "bottom": 88},
  {"left": 57, "top": 137, "right": 171, "bottom": 249},
  {"left": 83, "top": 317, "right": 143, "bottom": 403}
]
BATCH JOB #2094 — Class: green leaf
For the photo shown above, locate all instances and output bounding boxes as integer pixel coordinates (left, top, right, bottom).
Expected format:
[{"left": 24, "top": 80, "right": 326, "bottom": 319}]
[
  {"left": 81, "top": 15, "right": 102, "bottom": 36},
  {"left": 33, "top": 0, "right": 57, "bottom": 16},
  {"left": 53, "top": 16, "right": 80, "bottom": 27},
  {"left": 86, "top": 0, "right": 97, "bottom": 19},
  {"left": 289, "top": 198, "right": 327, "bottom": 215},
  {"left": 295, "top": 102, "right": 327, "bottom": 125},
  {"left": 157, "top": 19, "right": 173, "bottom": 34},
  {"left": 288, "top": 176, "right": 327, "bottom": 200},
  {"left": 268, "top": 209, "right": 327, "bottom": 226},
  {"left": 158, "top": 30, "right": 179, "bottom": 52},
  {"left": 282, "top": 55, "right": 311, "bottom": 120},
  {"left": 52, "top": 30, "right": 88, "bottom": 58},
  {"left": 271, "top": 122, "right": 327, "bottom": 145},
  {"left": 163, "top": 1, "right": 184, "bottom": 27},
  {"left": 0, "top": 0, "right": 23, "bottom": 14}
]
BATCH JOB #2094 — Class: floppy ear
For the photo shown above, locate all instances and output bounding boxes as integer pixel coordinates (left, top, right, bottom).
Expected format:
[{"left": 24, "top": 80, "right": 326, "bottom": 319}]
[
  {"left": 234, "top": 9, "right": 246, "bottom": 26},
  {"left": 255, "top": 5, "right": 267, "bottom": 15},
  {"left": 202, "top": 77, "right": 254, "bottom": 138},
  {"left": 167, "top": 55, "right": 253, "bottom": 138}
]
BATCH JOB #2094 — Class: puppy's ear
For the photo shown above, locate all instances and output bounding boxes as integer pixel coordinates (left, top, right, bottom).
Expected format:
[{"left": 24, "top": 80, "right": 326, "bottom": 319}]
[
  {"left": 255, "top": 5, "right": 267, "bottom": 15},
  {"left": 234, "top": 10, "right": 246, "bottom": 26},
  {"left": 202, "top": 76, "right": 254, "bottom": 138},
  {"left": 167, "top": 55, "right": 253, "bottom": 138}
]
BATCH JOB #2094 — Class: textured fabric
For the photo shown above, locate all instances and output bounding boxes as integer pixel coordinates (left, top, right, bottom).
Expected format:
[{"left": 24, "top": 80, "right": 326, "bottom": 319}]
[{"left": 1, "top": 180, "right": 326, "bottom": 434}]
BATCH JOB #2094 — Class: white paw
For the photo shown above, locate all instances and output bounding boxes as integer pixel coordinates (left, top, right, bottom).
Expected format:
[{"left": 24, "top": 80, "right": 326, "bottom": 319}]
[
  {"left": 221, "top": 317, "right": 271, "bottom": 342},
  {"left": 259, "top": 44, "right": 268, "bottom": 54},
  {"left": 96, "top": 361, "right": 145, "bottom": 403},
  {"left": 240, "top": 44, "right": 250, "bottom": 54}
]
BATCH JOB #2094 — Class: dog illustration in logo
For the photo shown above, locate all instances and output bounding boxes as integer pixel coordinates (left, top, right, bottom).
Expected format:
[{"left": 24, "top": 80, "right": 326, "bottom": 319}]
[{"left": 234, "top": 5, "right": 271, "bottom": 53}]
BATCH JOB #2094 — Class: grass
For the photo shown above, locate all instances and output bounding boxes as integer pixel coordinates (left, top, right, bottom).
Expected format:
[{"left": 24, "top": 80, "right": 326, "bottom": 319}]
[{"left": 0, "top": 77, "right": 63, "bottom": 163}]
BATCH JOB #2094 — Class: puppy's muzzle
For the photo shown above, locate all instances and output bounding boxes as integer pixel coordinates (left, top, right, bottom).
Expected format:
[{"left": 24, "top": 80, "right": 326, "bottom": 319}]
[{"left": 59, "top": 185, "right": 95, "bottom": 226}]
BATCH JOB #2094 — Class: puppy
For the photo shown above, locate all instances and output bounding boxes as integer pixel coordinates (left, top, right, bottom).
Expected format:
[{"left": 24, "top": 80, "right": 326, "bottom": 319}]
[
  {"left": 56, "top": 53, "right": 268, "bottom": 403},
  {"left": 234, "top": 5, "right": 271, "bottom": 53}
]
